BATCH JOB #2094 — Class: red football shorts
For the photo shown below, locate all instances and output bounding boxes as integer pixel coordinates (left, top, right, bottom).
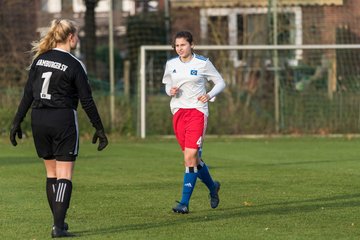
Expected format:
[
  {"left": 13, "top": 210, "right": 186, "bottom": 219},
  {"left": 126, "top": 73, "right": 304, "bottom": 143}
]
[{"left": 173, "top": 108, "right": 207, "bottom": 151}]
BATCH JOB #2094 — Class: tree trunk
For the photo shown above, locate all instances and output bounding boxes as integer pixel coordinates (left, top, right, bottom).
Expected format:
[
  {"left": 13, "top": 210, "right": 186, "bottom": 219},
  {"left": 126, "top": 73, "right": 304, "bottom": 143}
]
[{"left": 83, "top": 0, "right": 98, "bottom": 77}]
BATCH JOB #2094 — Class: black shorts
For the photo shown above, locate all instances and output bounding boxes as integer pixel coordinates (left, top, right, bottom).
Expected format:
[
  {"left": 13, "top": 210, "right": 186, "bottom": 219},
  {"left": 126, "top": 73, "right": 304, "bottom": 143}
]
[{"left": 31, "top": 108, "right": 79, "bottom": 161}]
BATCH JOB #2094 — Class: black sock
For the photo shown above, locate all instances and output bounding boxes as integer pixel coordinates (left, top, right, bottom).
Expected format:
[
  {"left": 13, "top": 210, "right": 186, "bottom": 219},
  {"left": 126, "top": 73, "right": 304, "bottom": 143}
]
[
  {"left": 46, "top": 177, "right": 57, "bottom": 214},
  {"left": 53, "top": 179, "right": 72, "bottom": 229}
]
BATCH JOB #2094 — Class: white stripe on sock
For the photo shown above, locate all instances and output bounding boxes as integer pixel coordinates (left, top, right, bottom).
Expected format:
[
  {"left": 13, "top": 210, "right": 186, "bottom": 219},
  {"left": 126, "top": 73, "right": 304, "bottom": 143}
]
[
  {"left": 60, "top": 183, "right": 67, "bottom": 202},
  {"left": 55, "top": 183, "right": 62, "bottom": 202},
  {"left": 56, "top": 183, "right": 66, "bottom": 202},
  {"left": 57, "top": 183, "right": 63, "bottom": 202},
  {"left": 185, "top": 167, "right": 198, "bottom": 173}
]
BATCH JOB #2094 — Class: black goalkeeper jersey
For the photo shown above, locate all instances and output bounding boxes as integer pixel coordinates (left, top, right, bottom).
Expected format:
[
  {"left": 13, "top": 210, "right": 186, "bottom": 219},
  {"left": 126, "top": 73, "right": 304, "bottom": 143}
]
[{"left": 14, "top": 48, "right": 103, "bottom": 130}]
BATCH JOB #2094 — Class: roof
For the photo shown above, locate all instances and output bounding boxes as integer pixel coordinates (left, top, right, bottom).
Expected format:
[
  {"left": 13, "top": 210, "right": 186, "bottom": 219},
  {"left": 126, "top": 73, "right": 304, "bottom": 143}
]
[{"left": 170, "top": 0, "right": 343, "bottom": 8}]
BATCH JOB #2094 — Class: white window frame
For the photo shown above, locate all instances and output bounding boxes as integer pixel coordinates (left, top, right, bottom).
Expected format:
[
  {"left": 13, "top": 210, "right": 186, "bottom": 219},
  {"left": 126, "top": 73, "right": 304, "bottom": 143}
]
[
  {"left": 200, "top": 7, "right": 303, "bottom": 67},
  {"left": 42, "top": 0, "right": 62, "bottom": 13},
  {"left": 73, "top": 0, "right": 109, "bottom": 13}
]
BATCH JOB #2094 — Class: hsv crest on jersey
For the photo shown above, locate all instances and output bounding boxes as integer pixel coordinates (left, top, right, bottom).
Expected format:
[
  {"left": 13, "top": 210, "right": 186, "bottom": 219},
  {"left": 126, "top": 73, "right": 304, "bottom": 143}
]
[{"left": 190, "top": 70, "right": 197, "bottom": 75}]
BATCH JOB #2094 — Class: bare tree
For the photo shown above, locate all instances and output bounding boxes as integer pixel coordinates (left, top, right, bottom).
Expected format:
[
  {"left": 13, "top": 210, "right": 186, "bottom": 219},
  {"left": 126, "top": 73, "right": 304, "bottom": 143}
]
[
  {"left": 0, "top": 0, "right": 37, "bottom": 87},
  {"left": 83, "top": 0, "right": 99, "bottom": 77}
]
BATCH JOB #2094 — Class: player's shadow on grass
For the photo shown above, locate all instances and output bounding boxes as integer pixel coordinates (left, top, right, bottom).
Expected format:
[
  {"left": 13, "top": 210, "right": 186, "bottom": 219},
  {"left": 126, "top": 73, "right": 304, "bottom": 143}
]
[
  {"left": 73, "top": 192, "right": 360, "bottom": 237},
  {"left": 256, "top": 158, "right": 360, "bottom": 166},
  {"left": 255, "top": 193, "right": 360, "bottom": 207},
  {"left": 0, "top": 156, "right": 38, "bottom": 165}
]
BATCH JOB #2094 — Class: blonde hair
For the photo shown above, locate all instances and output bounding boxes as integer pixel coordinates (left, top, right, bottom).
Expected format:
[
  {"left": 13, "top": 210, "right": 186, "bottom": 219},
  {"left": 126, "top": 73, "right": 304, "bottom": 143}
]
[{"left": 30, "top": 19, "right": 78, "bottom": 63}]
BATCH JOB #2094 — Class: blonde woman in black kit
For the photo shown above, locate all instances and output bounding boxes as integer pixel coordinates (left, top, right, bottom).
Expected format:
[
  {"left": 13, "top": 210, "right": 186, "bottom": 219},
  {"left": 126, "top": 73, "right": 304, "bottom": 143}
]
[{"left": 10, "top": 19, "right": 108, "bottom": 238}]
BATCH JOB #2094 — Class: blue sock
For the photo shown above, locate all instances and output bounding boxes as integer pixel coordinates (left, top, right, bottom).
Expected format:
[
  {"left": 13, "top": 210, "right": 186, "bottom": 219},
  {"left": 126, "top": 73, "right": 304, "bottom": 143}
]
[
  {"left": 180, "top": 167, "right": 198, "bottom": 207},
  {"left": 197, "top": 160, "right": 216, "bottom": 195}
]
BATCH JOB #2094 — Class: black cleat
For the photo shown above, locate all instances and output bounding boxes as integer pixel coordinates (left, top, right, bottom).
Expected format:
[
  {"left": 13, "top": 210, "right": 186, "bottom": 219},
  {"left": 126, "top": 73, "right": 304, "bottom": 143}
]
[
  {"left": 53, "top": 222, "right": 69, "bottom": 231},
  {"left": 51, "top": 225, "right": 74, "bottom": 238},
  {"left": 172, "top": 201, "right": 189, "bottom": 214},
  {"left": 210, "top": 181, "right": 220, "bottom": 209}
]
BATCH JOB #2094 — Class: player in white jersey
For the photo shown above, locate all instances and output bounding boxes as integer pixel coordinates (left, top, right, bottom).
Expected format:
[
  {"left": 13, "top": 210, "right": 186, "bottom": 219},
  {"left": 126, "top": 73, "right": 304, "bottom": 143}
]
[{"left": 162, "top": 31, "right": 226, "bottom": 213}]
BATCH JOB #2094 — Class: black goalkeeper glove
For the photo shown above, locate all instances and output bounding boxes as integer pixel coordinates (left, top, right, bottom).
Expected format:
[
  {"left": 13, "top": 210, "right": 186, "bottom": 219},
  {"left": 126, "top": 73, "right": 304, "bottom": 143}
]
[
  {"left": 10, "top": 122, "right": 22, "bottom": 146},
  {"left": 92, "top": 129, "right": 108, "bottom": 151}
]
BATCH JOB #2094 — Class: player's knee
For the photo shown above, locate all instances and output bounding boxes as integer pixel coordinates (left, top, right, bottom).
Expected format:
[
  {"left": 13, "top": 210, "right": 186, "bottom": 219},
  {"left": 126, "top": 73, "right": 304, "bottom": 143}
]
[{"left": 183, "top": 156, "right": 197, "bottom": 167}]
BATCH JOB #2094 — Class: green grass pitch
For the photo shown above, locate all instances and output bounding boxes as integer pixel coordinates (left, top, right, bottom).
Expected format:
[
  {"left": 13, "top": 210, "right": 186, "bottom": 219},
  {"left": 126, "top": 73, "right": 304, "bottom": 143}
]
[{"left": 1, "top": 136, "right": 360, "bottom": 239}]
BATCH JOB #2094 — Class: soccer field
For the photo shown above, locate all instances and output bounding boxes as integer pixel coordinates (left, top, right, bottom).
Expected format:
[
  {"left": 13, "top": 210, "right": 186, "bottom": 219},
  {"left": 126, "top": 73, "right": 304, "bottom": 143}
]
[{"left": 1, "top": 136, "right": 360, "bottom": 239}]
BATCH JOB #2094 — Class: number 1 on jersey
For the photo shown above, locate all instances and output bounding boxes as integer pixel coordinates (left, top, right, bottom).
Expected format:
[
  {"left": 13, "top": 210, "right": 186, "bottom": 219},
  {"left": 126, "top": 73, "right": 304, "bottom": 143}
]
[{"left": 40, "top": 72, "right": 52, "bottom": 99}]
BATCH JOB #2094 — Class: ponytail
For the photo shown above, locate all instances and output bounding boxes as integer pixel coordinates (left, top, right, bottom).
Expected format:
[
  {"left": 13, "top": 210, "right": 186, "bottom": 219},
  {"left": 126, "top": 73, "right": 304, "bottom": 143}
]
[{"left": 29, "top": 19, "right": 77, "bottom": 65}]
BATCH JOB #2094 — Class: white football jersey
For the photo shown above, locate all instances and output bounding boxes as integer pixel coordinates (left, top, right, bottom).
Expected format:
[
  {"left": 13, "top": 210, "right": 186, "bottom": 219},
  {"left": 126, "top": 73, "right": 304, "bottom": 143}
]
[{"left": 162, "top": 53, "right": 225, "bottom": 116}]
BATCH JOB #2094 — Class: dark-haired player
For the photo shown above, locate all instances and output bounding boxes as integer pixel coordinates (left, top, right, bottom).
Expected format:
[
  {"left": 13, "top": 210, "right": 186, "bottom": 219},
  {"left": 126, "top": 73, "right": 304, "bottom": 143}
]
[{"left": 162, "top": 31, "right": 226, "bottom": 213}]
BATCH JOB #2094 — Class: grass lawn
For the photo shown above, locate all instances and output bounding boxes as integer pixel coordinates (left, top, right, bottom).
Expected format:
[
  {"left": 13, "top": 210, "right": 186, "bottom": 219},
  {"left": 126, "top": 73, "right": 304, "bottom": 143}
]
[{"left": 1, "top": 136, "right": 360, "bottom": 239}]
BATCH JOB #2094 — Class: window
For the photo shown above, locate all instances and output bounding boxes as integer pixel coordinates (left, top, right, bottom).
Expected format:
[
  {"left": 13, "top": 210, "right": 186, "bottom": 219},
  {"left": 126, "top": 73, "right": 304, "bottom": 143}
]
[
  {"left": 201, "top": 7, "right": 302, "bottom": 66},
  {"left": 41, "top": 0, "right": 61, "bottom": 13},
  {"left": 208, "top": 16, "right": 229, "bottom": 45},
  {"left": 73, "top": 0, "right": 109, "bottom": 13}
]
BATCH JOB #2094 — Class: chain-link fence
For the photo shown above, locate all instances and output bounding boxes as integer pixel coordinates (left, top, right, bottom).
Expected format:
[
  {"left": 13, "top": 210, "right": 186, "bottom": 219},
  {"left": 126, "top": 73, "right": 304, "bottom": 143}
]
[{"left": 2, "top": 0, "right": 360, "bottom": 136}]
